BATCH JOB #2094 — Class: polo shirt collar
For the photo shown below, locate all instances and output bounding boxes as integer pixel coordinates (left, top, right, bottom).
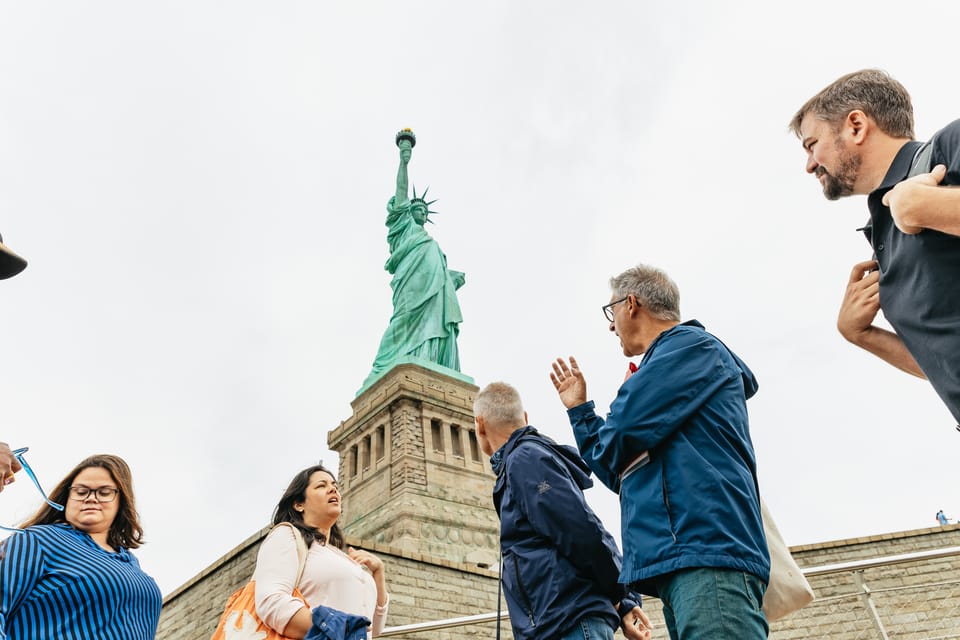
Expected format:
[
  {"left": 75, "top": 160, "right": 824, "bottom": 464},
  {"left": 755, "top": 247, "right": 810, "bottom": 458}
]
[{"left": 874, "top": 140, "right": 924, "bottom": 193}]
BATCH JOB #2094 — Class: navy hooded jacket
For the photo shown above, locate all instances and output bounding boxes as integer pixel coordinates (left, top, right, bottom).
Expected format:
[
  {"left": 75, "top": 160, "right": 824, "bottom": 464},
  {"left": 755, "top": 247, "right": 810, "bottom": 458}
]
[
  {"left": 304, "top": 605, "right": 369, "bottom": 640},
  {"left": 491, "top": 426, "right": 631, "bottom": 640},
  {"left": 568, "top": 320, "right": 770, "bottom": 596}
]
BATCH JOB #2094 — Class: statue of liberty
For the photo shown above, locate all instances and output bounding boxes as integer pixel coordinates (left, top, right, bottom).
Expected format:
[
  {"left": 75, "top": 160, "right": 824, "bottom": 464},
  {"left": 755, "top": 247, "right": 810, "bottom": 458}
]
[{"left": 361, "top": 129, "right": 465, "bottom": 389}]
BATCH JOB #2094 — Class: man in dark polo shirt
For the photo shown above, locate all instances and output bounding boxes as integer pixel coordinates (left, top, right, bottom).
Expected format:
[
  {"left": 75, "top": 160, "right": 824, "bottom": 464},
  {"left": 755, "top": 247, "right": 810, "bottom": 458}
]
[
  {"left": 0, "top": 231, "right": 27, "bottom": 486},
  {"left": 790, "top": 69, "right": 960, "bottom": 429}
]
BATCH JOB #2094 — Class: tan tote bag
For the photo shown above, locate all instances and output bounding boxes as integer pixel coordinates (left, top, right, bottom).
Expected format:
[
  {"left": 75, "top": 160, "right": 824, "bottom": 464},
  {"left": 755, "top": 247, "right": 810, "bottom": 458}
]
[{"left": 761, "top": 498, "right": 815, "bottom": 621}]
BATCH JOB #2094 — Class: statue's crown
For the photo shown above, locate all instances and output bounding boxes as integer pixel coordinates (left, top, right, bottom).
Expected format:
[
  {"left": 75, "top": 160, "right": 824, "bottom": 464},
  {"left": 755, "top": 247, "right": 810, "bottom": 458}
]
[{"left": 410, "top": 185, "right": 438, "bottom": 222}]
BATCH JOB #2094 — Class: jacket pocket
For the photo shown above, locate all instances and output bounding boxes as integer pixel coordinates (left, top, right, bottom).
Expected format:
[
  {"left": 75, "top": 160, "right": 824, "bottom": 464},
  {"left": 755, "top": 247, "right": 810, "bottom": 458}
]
[{"left": 507, "top": 553, "right": 537, "bottom": 628}]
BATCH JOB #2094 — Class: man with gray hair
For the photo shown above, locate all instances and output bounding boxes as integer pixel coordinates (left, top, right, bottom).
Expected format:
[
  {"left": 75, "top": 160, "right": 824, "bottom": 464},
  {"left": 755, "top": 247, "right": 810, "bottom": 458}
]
[
  {"left": 791, "top": 69, "right": 960, "bottom": 429},
  {"left": 474, "top": 381, "right": 651, "bottom": 640},
  {"left": 551, "top": 264, "right": 769, "bottom": 640},
  {"left": 0, "top": 231, "right": 27, "bottom": 488}
]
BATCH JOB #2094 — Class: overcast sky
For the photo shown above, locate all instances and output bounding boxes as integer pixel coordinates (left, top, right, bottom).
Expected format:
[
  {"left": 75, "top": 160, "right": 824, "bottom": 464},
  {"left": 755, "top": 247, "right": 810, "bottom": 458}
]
[{"left": 2, "top": 2, "right": 959, "bottom": 598}]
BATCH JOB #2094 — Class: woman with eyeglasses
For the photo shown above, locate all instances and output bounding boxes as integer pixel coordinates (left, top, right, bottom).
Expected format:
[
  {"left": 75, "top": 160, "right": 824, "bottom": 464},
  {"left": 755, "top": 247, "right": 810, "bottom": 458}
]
[
  {"left": 0, "top": 454, "right": 161, "bottom": 639},
  {"left": 250, "top": 463, "right": 388, "bottom": 638}
]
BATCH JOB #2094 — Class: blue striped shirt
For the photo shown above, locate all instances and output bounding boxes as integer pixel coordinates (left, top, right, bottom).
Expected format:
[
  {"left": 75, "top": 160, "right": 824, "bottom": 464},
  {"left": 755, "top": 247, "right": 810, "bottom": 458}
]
[{"left": 0, "top": 523, "right": 161, "bottom": 639}]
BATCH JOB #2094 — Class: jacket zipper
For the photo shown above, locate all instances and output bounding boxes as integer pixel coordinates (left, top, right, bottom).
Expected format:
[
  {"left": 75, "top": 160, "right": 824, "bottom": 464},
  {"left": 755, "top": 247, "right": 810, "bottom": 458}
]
[
  {"left": 662, "top": 472, "right": 678, "bottom": 542},
  {"left": 511, "top": 555, "right": 536, "bottom": 627}
]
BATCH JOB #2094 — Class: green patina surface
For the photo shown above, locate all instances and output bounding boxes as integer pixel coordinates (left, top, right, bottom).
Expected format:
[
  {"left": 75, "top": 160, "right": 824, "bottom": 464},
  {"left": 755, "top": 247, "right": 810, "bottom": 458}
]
[{"left": 360, "top": 130, "right": 470, "bottom": 394}]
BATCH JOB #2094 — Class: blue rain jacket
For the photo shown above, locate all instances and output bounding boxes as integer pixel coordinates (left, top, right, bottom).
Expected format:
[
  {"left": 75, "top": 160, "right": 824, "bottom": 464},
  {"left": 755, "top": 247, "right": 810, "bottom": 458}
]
[{"left": 568, "top": 320, "right": 770, "bottom": 595}]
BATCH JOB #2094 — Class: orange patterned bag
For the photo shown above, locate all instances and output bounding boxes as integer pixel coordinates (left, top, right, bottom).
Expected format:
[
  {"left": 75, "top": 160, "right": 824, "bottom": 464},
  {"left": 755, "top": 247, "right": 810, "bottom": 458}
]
[{"left": 210, "top": 523, "right": 309, "bottom": 640}]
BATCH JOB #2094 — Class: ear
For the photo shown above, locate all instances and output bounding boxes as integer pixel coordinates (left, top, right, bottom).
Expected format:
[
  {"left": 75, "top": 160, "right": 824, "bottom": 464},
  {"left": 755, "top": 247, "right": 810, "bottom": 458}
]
[
  {"left": 845, "top": 110, "right": 870, "bottom": 145},
  {"left": 475, "top": 415, "right": 486, "bottom": 437},
  {"left": 294, "top": 502, "right": 304, "bottom": 513},
  {"left": 523, "top": 411, "right": 529, "bottom": 426}
]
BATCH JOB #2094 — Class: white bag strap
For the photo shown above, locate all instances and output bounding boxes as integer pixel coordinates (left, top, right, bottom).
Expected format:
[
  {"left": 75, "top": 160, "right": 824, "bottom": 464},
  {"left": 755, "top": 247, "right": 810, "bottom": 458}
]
[{"left": 271, "top": 522, "right": 310, "bottom": 589}]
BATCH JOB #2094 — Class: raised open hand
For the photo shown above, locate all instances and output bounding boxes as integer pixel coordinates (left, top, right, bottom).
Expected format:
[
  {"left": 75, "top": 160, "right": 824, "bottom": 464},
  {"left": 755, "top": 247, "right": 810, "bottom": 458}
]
[{"left": 550, "top": 357, "right": 588, "bottom": 409}]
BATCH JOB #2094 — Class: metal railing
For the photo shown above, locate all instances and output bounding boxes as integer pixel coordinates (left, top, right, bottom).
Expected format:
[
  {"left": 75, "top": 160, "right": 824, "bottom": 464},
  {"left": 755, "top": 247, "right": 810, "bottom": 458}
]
[
  {"left": 378, "top": 546, "right": 960, "bottom": 638},
  {"left": 380, "top": 612, "right": 503, "bottom": 637}
]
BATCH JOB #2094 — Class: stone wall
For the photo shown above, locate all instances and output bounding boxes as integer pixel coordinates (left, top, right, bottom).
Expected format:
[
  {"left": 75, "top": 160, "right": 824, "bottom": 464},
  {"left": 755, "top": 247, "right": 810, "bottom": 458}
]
[
  {"left": 767, "top": 523, "right": 960, "bottom": 639},
  {"left": 158, "top": 523, "right": 960, "bottom": 639},
  {"left": 364, "top": 542, "right": 501, "bottom": 640}
]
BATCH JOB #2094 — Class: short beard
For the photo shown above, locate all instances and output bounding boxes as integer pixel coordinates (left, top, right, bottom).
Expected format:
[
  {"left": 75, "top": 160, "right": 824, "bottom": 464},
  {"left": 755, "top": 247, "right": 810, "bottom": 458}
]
[{"left": 819, "top": 139, "right": 860, "bottom": 201}]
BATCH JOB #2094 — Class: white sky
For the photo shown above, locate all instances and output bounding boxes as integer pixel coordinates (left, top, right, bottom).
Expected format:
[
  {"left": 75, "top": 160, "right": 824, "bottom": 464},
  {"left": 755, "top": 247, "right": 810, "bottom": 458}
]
[{"left": 2, "top": 2, "right": 959, "bottom": 597}]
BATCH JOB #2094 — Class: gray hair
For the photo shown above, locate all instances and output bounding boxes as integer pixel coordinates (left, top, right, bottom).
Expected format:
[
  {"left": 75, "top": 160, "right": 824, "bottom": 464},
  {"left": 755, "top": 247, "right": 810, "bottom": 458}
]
[
  {"left": 789, "top": 69, "right": 914, "bottom": 139},
  {"left": 474, "top": 382, "right": 525, "bottom": 428},
  {"left": 610, "top": 264, "right": 681, "bottom": 322}
]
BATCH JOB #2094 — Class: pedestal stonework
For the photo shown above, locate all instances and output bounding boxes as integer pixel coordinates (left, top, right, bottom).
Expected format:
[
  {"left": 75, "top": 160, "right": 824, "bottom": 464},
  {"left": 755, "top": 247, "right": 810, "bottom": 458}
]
[{"left": 327, "top": 363, "right": 498, "bottom": 567}]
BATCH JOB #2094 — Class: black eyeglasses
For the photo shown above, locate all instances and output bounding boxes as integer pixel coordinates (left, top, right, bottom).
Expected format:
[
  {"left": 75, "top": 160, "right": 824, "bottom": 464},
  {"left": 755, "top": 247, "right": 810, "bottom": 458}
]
[
  {"left": 68, "top": 486, "right": 120, "bottom": 503},
  {"left": 602, "top": 296, "right": 631, "bottom": 322},
  {"left": 1, "top": 447, "right": 66, "bottom": 534}
]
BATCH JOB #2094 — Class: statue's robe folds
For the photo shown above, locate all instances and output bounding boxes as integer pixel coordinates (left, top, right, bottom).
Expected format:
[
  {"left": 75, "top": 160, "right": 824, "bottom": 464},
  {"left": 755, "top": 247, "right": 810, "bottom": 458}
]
[{"left": 365, "top": 196, "right": 464, "bottom": 384}]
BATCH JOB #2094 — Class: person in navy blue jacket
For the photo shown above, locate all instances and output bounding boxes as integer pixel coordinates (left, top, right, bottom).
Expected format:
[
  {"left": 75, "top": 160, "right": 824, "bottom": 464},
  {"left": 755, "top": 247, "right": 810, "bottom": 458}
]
[
  {"left": 474, "top": 381, "right": 652, "bottom": 640},
  {"left": 551, "top": 264, "right": 770, "bottom": 640}
]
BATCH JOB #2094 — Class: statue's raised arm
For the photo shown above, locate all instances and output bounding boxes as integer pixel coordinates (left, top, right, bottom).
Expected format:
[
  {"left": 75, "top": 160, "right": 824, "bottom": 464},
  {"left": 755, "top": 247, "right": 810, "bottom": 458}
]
[
  {"left": 360, "top": 129, "right": 466, "bottom": 391},
  {"left": 395, "top": 129, "right": 414, "bottom": 206}
]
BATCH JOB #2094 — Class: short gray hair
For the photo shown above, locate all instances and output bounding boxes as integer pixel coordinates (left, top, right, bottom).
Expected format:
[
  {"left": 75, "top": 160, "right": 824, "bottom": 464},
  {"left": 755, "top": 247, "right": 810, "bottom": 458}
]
[
  {"left": 474, "top": 382, "right": 525, "bottom": 428},
  {"left": 610, "top": 264, "right": 681, "bottom": 322}
]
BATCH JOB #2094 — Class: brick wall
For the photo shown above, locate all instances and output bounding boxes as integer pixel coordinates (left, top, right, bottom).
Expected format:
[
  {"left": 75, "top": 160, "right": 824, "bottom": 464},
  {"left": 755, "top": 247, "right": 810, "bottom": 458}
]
[
  {"left": 158, "top": 523, "right": 960, "bottom": 639},
  {"left": 768, "top": 523, "right": 960, "bottom": 639}
]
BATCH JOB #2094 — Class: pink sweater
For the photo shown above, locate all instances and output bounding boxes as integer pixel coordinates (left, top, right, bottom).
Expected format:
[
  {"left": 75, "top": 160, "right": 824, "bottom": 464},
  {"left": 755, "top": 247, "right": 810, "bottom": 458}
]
[{"left": 253, "top": 526, "right": 388, "bottom": 637}]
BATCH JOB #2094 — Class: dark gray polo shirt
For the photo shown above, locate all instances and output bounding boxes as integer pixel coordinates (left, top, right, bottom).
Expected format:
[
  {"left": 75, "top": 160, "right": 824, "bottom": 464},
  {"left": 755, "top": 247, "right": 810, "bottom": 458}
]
[{"left": 864, "top": 119, "right": 960, "bottom": 426}]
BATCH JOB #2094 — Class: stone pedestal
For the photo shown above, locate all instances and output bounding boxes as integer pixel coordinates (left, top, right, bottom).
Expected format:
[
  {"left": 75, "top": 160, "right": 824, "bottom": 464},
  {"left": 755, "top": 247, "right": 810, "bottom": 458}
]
[{"left": 327, "top": 363, "right": 498, "bottom": 567}]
